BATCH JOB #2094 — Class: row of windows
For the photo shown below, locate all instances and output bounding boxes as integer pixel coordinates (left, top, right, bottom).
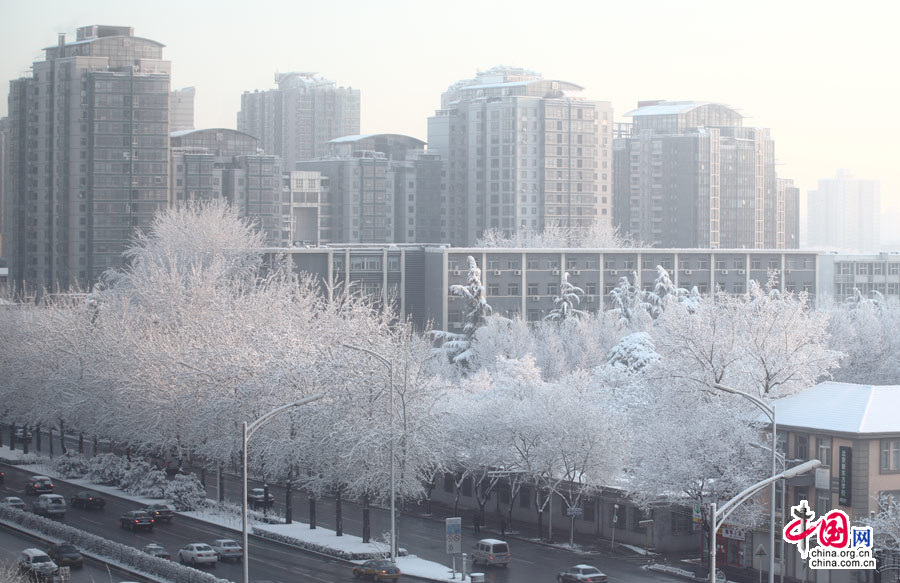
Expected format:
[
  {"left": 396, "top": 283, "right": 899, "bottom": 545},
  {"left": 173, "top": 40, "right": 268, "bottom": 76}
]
[{"left": 448, "top": 258, "right": 811, "bottom": 271}]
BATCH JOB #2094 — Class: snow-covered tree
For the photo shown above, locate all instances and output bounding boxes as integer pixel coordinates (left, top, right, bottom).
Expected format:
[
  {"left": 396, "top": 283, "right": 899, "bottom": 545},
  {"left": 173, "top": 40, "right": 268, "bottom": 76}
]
[
  {"left": 863, "top": 494, "right": 900, "bottom": 552},
  {"left": 604, "top": 331, "right": 660, "bottom": 374},
  {"left": 645, "top": 266, "right": 690, "bottom": 319},
  {"left": 609, "top": 272, "right": 651, "bottom": 330},
  {"left": 826, "top": 295, "right": 900, "bottom": 384},
  {"left": 477, "top": 221, "right": 635, "bottom": 249},
  {"left": 545, "top": 272, "right": 586, "bottom": 323},
  {"left": 433, "top": 256, "right": 493, "bottom": 366}
]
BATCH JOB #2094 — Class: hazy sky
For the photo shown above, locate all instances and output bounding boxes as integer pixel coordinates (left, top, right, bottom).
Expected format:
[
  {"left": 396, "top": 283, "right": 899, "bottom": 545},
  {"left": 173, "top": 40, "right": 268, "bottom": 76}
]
[{"left": 2, "top": 0, "right": 899, "bottom": 215}]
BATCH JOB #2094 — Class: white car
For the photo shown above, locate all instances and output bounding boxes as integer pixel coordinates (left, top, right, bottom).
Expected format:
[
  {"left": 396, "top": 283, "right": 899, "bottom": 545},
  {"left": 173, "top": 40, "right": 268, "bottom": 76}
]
[
  {"left": 178, "top": 543, "right": 218, "bottom": 567},
  {"left": 1, "top": 496, "right": 27, "bottom": 510},
  {"left": 211, "top": 539, "right": 243, "bottom": 562}
]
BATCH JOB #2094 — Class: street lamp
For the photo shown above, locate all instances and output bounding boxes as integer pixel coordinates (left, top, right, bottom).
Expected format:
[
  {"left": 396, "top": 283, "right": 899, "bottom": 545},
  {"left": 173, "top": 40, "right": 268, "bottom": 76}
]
[
  {"left": 341, "top": 343, "right": 397, "bottom": 563},
  {"left": 709, "top": 459, "right": 821, "bottom": 583},
  {"left": 713, "top": 383, "right": 778, "bottom": 583},
  {"left": 242, "top": 394, "right": 324, "bottom": 583}
]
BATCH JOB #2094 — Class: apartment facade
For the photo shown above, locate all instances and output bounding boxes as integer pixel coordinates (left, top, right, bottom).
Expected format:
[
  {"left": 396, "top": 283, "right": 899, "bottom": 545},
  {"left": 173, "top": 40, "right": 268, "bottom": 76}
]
[
  {"left": 168, "top": 86, "right": 195, "bottom": 132},
  {"left": 807, "top": 170, "right": 881, "bottom": 253},
  {"left": 613, "top": 101, "right": 798, "bottom": 250},
  {"left": 427, "top": 66, "right": 613, "bottom": 246},
  {"left": 5, "top": 25, "right": 171, "bottom": 292},
  {"left": 816, "top": 252, "right": 900, "bottom": 304},
  {"left": 237, "top": 72, "right": 360, "bottom": 168}
]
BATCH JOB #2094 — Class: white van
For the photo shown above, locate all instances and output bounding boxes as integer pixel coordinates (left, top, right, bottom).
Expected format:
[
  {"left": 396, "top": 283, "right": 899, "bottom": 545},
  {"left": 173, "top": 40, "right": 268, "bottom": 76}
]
[
  {"left": 471, "top": 538, "right": 510, "bottom": 567},
  {"left": 32, "top": 494, "right": 66, "bottom": 517}
]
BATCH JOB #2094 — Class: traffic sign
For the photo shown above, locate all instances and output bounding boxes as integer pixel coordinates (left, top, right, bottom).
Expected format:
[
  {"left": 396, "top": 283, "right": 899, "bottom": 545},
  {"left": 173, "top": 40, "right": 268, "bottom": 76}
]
[
  {"left": 446, "top": 517, "right": 462, "bottom": 554},
  {"left": 566, "top": 507, "right": 584, "bottom": 517}
]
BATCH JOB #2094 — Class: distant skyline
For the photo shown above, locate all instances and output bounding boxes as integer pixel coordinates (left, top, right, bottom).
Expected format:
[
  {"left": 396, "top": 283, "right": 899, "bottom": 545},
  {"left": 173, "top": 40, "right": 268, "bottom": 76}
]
[{"left": 2, "top": 0, "right": 898, "bottom": 220}]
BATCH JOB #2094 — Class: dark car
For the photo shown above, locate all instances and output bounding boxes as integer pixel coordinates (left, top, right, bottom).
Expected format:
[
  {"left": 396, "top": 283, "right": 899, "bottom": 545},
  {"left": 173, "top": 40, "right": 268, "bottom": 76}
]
[
  {"left": 557, "top": 564, "right": 608, "bottom": 583},
  {"left": 352, "top": 559, "right": 401, "bottom": 581},
  {"left": 247, "top": 487, "right": 275, "bottom": 510},
  {"left": 70, "top": 491, "right": 106, "bottom": 510},
  {"left": 119, "top": 510, "right": 155, "bottom": 531},
  {"left": 1, "top": 470, "right": 4, "bottom": 483},
  {"left": 46, "top": 543, "right": 83, "bottom": 569},
  {"left": 24, "top": 476, "right": 54, "bottom": 496},
  {"left": 143, "top": 503, "right": 174, "bottom": 523}
]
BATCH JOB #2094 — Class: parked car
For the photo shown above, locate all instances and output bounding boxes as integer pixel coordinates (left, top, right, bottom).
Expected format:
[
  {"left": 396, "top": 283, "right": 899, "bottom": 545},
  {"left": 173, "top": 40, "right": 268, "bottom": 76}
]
[
  {"left": 211, "top": 539, "right": 243, "bottom": 562},
  {"left": 70, "top": 491, "right": 106, "bottom": 510},
  {"left": 24, "top": 476, "right": 54, "bottom": 496},
  {"left": 46, "top": 543, "right": 83, "bottom": 568},
  {"left": 17, "top": 548, "right": 59, "bottom": 581},
  {"left": 1, "top": 496, "right": 27, "bottom": 510},
  {"left": 142, "top": 543, "right": 171, "bottom": 560},
  {"left": 247, "top": 487, "right": 275, "bottom": 510},
  {"left": 1, "top": 470, "right": 5, "bottom": 482},
  {"left": 471, "top": 538, "right": 511, "bottom": 567},
  {"left": 118, "top": 510, "right": 154, "bottom": 531},
  {"left": 32, "top": 494, "right": 66, "bottom": 518},
  {"left": 143, "top": 503, "right": 174, "bottom": 523},
  {"left": 178, "top": 543, "right": 218, "bottom": 567},
  {"left": 557, "top": 564, "right": 608, "bottom": 583},
  {"left": 352, "top": 559, "right": 402, "bottom": 581}
]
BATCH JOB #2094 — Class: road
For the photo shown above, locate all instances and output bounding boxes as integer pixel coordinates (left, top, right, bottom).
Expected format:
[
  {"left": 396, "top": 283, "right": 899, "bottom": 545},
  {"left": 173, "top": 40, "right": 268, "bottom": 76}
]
[{"left": 4, "top": 428, "right": 685, "bottom": 583}]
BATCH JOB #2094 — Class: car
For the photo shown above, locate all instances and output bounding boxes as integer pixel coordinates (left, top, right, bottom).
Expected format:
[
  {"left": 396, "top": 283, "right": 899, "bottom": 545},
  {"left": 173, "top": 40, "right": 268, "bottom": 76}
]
[
  {"left": 70, "top": 491, "right": 106, "bottom": 510},
  {"left": 1, "top": 496, "right": 27, "bottom": 510},
  {"left": 142, "top": 543, "right": 171, "bottom": 560},
  {"left": 32, "top": 494, "right": 66, "bottom": 518},
  {"left": 471, "top": 538, "right": 511, "bottom": 567},
  {"left": 178, "top": 543, "right": 218, "bottom": 567},
  {"left": 557, "top": 564, "right": 608, "bottom": 583},
  {"left": 17, "top": 548, "right": 59, "bottom": 581},
  {"left": 118, "top": 510, "right": 154, "bottom": 531},
  {"left": 24, "top": 476, "right": 54, "bottom": 496},
  {"left": 211, "top": 539, "right": 243, "bottom": 562},
  {"left": 46, "top": 543, "right": 84, "bottom": 568},
  {"left": 247, "top": 487, "right": 276, "bottom": 509},
  {"left": 352, "top": 559, "right": 401, "bottom": 581},
  {"left": 143, "top": 503, "right": 174, "bottom": 523},
  {"left": 1, "top": 470, "right": 4, "bottom": 482}
]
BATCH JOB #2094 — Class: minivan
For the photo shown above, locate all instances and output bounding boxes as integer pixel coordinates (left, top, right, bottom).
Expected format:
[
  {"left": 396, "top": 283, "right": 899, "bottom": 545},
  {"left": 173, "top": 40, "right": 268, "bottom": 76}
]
[
  {"left": 471, "top": 538, "right": 510, "bottom": 567},
  {"left": 32, "top": 494, "right": 66, "bottom": 517}
]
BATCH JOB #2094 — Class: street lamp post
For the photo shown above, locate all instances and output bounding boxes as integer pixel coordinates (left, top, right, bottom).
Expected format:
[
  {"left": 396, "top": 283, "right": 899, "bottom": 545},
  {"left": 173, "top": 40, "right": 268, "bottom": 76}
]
[
  {"left": 242, "top": 394, "right": 324, "bottom": 583},
  {"left": 342, "top": 343, "right": 397, "bottom": 563},
  {"left": 713, "top": 384, "right": 777, "bottom": 583},
  {"left": 709, "top": 459, "right": 821, "bottom": 583}
]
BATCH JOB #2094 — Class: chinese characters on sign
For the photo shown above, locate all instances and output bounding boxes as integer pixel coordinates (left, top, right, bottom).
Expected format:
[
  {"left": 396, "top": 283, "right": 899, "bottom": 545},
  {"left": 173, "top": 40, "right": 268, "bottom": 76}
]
[
  {"left": 782, "top": 500, "right": 875, "bottom": 570},
  {"left": 838, "top": 446, "right": 852, "bottom": 506}
]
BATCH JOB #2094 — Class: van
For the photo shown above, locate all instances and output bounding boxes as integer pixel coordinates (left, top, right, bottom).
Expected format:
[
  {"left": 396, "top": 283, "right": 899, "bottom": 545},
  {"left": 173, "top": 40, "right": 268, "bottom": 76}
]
[
  {"left": 471, "top": 538, "right": 510, "bottom": 567},
  {"left": 32, "top": 494, "right": 66, "bottom": 517},
  {"left": 17, "top": 548, "right": 59, "bottom": 580}
]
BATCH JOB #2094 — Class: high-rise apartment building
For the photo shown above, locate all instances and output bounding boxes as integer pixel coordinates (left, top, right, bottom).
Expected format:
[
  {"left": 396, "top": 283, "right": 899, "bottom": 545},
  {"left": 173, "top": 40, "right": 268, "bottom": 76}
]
[
  {"left": 170, "top": 128, "right": 321, "bottom": 246},
  {"left": 169, "top": 86, "right": 195, "bottom": 132},
  {"left": 237, "top": 72, "right": 360, "bottom": 168},
  {"left": 807, "top": 170, "right": 881, "bottom": 253},
  {"left": 427, "top": 66, "right": 613, "bottom": 246},
  {"left": 613, "top": 101, "right": 797, "bottom": 249},
  {"left": 295, "top": 133, "right": 439, "bottom": 245},
  {"left": 5, "top": 25, "right": 171, "bottom": 292},
  {"left": 0, "top": 116, "right": 10, "bottom": 257}
]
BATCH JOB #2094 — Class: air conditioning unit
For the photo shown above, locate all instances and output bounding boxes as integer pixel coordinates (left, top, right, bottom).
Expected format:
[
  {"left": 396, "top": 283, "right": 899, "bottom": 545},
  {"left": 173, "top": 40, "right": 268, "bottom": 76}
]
[
  {"left": 721, "top": 270, "right": 729, "bottom": 275},
  {"left": 573, "top": 270, "right": 581, "bottom": 276},
  {"left": 610, "top": 270, "right": 618, "bottom": 275},
  {"left": 738, "top": 269, "right": 746, "bottom": 275},
  {"left": 452, "top": 270, "right": 461, "bottom": 276},
  {"left": 514, "top": 270, "right": 522, "bottom": 275},
  {"left": 684, "top": 270, "right": 693, "bottom": 275},
  {"left": 552, "top": 269, "right": 560, "bottom": 275},
  {"left": 493, "top": 270, "right": 501, "bottom": 276},
  {"left": 786, "top": 269, "right": 792, "bottom": 274},
  {"left": 586, "top": 295, "right": 594, "bottom": 302},
  {"left": 531, "top": 296, "right": 541, "bottom": 301}
]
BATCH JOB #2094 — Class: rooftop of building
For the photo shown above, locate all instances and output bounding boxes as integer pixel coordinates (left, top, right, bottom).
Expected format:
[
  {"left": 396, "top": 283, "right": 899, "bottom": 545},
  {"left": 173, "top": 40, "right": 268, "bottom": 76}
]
[
  {"left": 626, "top": 100, "right": 713, "bottom": 117},
  {"left": 328, "top": 133, "right": 426, "bottom": 147},
  {"left": 170, "top": 128, "right": 256, "bottom": 140},
  {"left": 764, "top": 382, "right": 900, "bottom": 435}
]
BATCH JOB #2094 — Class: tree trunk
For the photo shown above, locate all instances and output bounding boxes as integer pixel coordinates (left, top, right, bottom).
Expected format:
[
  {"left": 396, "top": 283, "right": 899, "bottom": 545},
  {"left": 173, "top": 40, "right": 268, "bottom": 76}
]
[
  {"left": 362, "top": 494, "right": 371, "bottom": 543},
  {"left": 218, "top": 463, "right": 225, "bottom": 503},
  {"left": 537, "top": 509, "right": 543, "bottom": 541},
  {"left": 23, "top": 426, "right": 30, "bottom": 454},
  {"left": 78, "top": 433, "right": 84, "bottom": 454},
  {"left": 263, "top": 483, "right": 270, "bottom": 518},
  {"left": 35, "top": 425, "right": 42, "bottom": 453},
  {"left": 335, "top": 488, "right": 343, "bottom": 537},
  {"left": 309, "top": 493, "right": 317, "bottom": 529},
  {"left": 49, "top": 428, "right": 54, "bottom": 458},
  {"left": 58, "top": 419, "right": 67, "bottom": 455},
  {"left": 92, "top": 434, "right": 98, "bottom": 456},
  {"left": 200, "top": 466, "right": 206, "bottom": 487},
  {"left": 425, "top": 482, "right": 434, "bottom": 516},
  {"left": 285, "top": 469, "right": 293, "bottom": 525},
  {"left": 7, "top": 425, "right": 12, "bottom": 451}
]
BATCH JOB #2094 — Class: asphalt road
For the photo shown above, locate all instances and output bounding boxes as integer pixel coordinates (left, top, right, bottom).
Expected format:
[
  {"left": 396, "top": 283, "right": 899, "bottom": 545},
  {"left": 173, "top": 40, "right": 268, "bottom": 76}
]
[{"left": 4, "top": 427, "right": 685, "bottom": 583}]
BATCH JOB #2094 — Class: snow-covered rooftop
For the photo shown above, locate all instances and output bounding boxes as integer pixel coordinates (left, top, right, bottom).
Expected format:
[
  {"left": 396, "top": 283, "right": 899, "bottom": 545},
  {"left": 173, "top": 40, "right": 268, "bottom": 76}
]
[
  {"left": 765, "top": 382, "right": 900, "bottom": 434},
  {"left": 626, "top": 101, "right": 709, "bottom": 117}
]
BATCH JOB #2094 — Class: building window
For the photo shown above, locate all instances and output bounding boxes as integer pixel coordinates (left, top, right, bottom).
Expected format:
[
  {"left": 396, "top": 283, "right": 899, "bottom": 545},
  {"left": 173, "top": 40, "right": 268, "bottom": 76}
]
[
  {"left": 816, "top": 492, "right": 830, "bottom": 518},
  {"left": 817, "top": 437, "right": 832, "bottom": 467},
  {"left": 881, "top": 439, "right": 900, "bottom": 472},
  {"left": 752, "top": 259, "right": 761, "bottom": 269},
  {"left": 508, "top": 283, "right": 520, "bottom": 296},
  {"left": 487, "top": 284, "right": 499, "bottom": 296},
  {"left": 527, "top": 284, "right": 538, "bottom": 296},
  {"left": 796, "top": 435, "right": 809, "bottom": 460}
]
